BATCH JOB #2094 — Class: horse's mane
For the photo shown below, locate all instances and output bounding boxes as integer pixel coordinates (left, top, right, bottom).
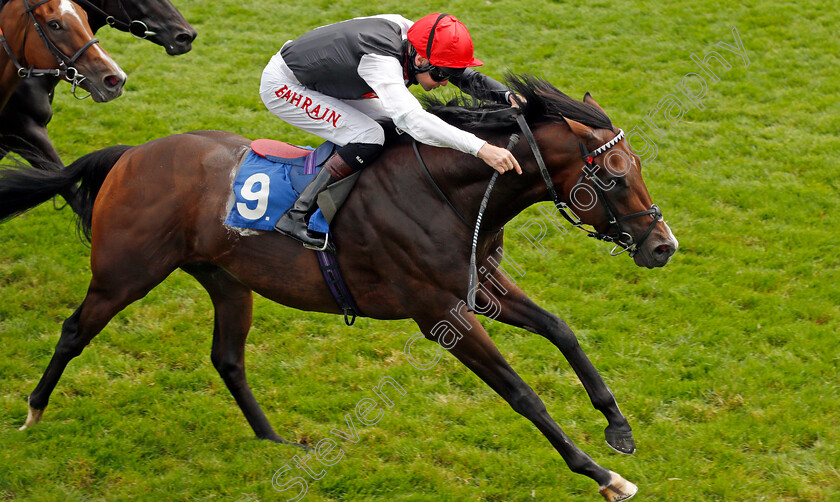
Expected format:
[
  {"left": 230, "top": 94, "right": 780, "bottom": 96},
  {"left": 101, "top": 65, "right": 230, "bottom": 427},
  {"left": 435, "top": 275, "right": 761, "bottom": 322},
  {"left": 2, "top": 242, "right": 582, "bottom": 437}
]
[{"left": 421, "top": 73, "right": 613, "bottom": 132}]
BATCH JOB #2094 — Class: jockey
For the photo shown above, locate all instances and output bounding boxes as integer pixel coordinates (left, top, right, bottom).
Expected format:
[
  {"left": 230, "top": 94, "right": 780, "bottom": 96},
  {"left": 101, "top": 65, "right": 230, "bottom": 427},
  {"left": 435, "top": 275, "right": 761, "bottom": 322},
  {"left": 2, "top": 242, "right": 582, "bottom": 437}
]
[{"left": 260, "top": 13, "right": 523, "bottom": 249}]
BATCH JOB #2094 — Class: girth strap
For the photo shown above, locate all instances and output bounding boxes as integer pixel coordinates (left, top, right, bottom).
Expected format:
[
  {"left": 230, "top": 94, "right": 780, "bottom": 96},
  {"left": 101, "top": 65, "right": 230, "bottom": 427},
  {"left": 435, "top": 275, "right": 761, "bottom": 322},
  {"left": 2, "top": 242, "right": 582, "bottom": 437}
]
[{"left": 316, "top": 250, "right": 362, "bottom": 326}]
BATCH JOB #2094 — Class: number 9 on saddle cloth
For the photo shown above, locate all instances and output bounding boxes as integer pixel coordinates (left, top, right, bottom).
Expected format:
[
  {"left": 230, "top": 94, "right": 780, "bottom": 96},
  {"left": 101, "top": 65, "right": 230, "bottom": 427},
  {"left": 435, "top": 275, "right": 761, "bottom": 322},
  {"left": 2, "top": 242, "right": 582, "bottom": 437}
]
[{"left": 224, "top": 140, "right": 359, "bottom": 234}]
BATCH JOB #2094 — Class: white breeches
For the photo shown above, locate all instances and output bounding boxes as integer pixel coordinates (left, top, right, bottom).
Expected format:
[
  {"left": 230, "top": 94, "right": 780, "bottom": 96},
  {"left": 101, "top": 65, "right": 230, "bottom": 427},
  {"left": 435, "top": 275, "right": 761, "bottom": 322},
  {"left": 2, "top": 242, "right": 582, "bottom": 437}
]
[{"left": 259, "top": 50, "right": 387, "bottom": 147}]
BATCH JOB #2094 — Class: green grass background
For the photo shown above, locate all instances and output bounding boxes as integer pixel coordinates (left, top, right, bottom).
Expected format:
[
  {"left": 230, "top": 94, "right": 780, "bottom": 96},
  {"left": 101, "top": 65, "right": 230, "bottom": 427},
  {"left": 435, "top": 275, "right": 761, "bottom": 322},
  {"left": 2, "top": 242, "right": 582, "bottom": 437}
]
[{"left": 1, "top": 0, "right": 838, "bottom": 500}]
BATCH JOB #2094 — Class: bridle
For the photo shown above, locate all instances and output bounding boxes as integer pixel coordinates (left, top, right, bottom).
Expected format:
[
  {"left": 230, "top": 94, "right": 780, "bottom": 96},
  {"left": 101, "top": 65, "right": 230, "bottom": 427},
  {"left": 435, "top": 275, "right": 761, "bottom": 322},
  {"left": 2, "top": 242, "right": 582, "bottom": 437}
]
[
  {"left": 71, "top": 0, "right": 156, "bottom": 39},
  {"left": 0, "top": 0, "right": 102, "bottom": 98},
  {"left": 412, "top": 104, "right": 666, "bottom": 310},
  {"left": 413, "top": 106, "right": 664, "bottom": 258},
  {"left": 575, "top": 132, "right": 662, "bottom": 256},
  {"left": 513, "top": 111, "right": 663, "bottom": 257}
]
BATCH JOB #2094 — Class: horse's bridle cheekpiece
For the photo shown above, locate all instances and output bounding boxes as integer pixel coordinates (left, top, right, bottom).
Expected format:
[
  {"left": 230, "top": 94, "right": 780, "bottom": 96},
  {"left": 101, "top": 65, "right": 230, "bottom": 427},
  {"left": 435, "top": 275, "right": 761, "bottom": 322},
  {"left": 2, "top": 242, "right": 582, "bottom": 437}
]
[
  {"left": 0, "top": 0, "right": 102, "bottom": 99},
  {"left": 512, "top": 107, "right": 664, "bottom": 258},
  {"left": 72, "top": 0, "right": 157, "bottom": 39},
  {"left": 577, "top": 131, "right": 663, "bottom": 257}
]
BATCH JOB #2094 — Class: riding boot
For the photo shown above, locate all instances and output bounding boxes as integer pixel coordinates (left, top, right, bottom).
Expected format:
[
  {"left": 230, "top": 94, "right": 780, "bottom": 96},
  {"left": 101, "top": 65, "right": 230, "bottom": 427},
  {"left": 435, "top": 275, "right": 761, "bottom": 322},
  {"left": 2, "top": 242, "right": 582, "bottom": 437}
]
[{"left": 274, "top": 153, "right": 353, "bottom": 249}]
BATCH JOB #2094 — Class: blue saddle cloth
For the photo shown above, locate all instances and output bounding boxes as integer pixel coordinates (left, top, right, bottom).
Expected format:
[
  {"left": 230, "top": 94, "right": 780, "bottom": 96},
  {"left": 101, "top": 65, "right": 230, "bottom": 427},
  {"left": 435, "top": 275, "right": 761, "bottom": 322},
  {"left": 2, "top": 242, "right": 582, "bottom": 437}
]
[{"left": 224, "top": 143, "right": 337, "bottom": 233}]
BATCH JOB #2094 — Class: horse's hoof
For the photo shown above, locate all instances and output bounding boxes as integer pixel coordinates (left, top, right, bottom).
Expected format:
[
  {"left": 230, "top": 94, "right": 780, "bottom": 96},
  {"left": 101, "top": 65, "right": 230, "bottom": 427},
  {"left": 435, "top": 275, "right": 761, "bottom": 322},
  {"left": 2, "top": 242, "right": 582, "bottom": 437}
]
[
  {"left": 598, "top": 471, "right": 637, "bottom": 501},
  {"left": 292, "top": 441, "right": 314, "bottom": 452},
  {"left": 263, "top": 435, "right": 314, "bottom": 451},
  {"left": 605, "top": 426, "right": 636, "bottom": 455},
  {"left": 18, "top": 406, "right": 44, "bottom": 431}
]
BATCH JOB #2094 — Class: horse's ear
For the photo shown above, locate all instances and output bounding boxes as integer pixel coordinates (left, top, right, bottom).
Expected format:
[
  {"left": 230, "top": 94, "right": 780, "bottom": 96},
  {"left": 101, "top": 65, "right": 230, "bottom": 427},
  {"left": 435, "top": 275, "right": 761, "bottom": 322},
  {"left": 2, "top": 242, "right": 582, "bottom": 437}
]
[
  {"left": 583, "top": 92, "right": 607, "bottom": 113},
  {"left": 562, "top": 116, "right": 597, "bottom": 141}
]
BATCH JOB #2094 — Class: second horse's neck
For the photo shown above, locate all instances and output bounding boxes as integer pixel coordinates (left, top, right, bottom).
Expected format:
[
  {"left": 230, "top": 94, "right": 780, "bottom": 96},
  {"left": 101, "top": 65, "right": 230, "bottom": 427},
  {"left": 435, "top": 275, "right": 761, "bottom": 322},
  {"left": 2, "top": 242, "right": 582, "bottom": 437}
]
[
  {"left": 82, "top": 6, "right": 110, "bottom": 34},
  {"left": 0, "top": 9, "right": 26, "bottom": 112}
]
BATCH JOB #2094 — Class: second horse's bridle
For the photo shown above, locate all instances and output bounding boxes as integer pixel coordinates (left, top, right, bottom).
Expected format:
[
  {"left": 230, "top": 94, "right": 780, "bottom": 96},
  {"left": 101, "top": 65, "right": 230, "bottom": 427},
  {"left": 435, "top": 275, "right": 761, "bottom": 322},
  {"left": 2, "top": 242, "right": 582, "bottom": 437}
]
[
  {"left": 71, "top": 0, "right": 156, "bottom": 39},
  {"left": 0, "top": 0, "right": 103, "bottom": 98}
]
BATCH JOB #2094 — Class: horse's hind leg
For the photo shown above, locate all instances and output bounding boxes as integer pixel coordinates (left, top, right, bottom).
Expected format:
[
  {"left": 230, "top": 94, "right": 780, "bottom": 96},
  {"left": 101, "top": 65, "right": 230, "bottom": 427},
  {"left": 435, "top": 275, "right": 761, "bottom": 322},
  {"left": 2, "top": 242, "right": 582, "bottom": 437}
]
[
  {"left": 182, "top": 263, "right": 303, "bottom": 447},
  {"left": 21, "top": 276, "right": 165, "bottom": 430},
  {"left": 19, "top": 305, "right": 84, "bottom": 430},
  {"left": 478, "top": 267, "right": 635, "bottom": 454}
]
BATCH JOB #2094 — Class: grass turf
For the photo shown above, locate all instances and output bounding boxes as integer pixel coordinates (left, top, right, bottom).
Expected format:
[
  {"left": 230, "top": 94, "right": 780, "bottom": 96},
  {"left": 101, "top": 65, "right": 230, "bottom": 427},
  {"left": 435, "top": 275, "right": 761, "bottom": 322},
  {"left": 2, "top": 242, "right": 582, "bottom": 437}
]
[{"left": 1, "top": 0, "right": 838, "bottom": 500}]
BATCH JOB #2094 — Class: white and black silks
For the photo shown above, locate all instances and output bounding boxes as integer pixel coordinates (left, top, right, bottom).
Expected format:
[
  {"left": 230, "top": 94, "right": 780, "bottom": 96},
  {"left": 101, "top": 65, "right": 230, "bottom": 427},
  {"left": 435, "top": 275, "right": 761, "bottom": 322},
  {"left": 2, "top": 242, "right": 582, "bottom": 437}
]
[{"left": 261, "top": 15, "right": 513, "bottom": 168}]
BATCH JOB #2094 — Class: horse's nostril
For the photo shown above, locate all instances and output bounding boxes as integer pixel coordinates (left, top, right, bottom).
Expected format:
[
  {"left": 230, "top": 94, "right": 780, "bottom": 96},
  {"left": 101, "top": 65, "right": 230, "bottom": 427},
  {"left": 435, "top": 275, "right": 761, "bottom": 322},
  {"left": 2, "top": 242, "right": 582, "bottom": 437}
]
[
  {"left": 104, "top": 75, "right": 122, "bottom": 89},
  {"left": 175, "top": 31, "right": 195, "bottom": 45},
  {"left": 654, "top": 243, "right": 674, "bottom": 257}
]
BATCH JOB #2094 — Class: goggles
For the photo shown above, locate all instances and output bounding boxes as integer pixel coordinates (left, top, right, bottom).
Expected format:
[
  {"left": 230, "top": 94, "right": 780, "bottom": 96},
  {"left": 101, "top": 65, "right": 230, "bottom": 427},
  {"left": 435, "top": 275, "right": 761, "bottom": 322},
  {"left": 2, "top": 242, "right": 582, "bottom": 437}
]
[{"left": 428, "top": 65, "right": 465, "bottom": 82}]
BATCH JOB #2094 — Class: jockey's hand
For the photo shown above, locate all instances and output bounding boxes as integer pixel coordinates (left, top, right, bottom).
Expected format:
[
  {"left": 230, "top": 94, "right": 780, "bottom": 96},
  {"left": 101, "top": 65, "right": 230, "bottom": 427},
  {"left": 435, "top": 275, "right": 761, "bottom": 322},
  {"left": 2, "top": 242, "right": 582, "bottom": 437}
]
[
  {"left": 478, "top": 143, "right": 522, "bottom": 175},
  {"left": 509, "top": 93, "right": 527, "bottom": 108}
]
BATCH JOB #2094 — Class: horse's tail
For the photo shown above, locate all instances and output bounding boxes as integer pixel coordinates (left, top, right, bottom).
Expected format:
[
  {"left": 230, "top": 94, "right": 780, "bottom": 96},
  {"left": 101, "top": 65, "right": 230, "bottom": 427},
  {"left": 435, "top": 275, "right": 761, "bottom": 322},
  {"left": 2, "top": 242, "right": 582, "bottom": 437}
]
[{"left": 0, "top": 145, "right": 132, "bottom": 241}]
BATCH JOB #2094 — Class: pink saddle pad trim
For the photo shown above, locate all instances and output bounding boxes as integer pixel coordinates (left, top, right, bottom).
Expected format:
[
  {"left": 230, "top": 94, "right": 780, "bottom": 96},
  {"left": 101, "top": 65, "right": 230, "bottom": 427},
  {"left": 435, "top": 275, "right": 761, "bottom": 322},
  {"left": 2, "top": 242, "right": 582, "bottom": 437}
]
[{"left": 251, "top": 139, "right": 311, "bottom": 159}]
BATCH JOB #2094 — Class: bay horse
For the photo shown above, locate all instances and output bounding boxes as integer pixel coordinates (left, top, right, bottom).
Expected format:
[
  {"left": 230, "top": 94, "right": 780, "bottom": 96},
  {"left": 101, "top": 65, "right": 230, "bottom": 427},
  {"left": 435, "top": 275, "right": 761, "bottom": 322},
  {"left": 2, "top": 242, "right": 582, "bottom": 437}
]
[
  {"left": 0, "top": 0, "right": 125, "bottom": 110},
  {"left": 0, "top": 76, "right": 677, "bottom": 501},
  {"left": 0, "top": 0, "right": 195, "bottom": 169}
]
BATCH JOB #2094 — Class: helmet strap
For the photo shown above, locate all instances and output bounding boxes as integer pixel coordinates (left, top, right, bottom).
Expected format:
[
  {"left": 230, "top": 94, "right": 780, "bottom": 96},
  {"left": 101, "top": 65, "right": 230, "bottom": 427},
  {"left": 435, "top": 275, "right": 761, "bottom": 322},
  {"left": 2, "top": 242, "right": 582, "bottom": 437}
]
[
  {"left": 425, "top": 13, "right": 448, "bottom": 63},
  {"left": 404, "top": 41, "right": 430, "bottom": 85}
]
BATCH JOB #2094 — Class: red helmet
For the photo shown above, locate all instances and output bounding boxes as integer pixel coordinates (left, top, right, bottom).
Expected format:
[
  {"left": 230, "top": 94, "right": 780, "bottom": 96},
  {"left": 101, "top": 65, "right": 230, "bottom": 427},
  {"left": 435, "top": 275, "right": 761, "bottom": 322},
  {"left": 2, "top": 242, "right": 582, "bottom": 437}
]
[{"left": 407, "top": 13, "right": 483, "bottom": 68}]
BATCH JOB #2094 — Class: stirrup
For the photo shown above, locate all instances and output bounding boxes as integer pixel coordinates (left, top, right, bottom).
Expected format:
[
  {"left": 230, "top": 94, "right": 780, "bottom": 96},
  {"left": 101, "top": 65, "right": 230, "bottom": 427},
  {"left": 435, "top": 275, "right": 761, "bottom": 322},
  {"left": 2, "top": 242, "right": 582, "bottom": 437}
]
[{"left": 303, "top": 232, "right": 330, "bottom": 252}]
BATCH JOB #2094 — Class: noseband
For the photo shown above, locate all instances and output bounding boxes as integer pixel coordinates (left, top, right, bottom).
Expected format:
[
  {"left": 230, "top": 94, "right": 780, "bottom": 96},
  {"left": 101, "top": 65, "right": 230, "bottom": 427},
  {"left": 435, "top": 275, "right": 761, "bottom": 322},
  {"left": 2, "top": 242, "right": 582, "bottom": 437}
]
[
  {"left": 0, "top": 0, "right": 102, "bottom": 98},
  {"left": 514, "top": 113, "right": 664, "bottom": 257},
  {"left": 72, "top": 0, "right": 157, "bottom": 39}
]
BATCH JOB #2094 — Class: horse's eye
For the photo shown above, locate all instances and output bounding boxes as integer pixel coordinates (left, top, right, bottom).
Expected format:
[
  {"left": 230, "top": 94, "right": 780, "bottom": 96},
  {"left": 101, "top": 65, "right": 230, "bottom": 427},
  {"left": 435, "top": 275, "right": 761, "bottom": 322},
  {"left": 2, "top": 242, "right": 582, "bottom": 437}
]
[
  {"left": 48, "top": 20, "right": 62, "bottom": 31},
  {"left": 612, "top": 176, "right": 628, "bottom": 188}
]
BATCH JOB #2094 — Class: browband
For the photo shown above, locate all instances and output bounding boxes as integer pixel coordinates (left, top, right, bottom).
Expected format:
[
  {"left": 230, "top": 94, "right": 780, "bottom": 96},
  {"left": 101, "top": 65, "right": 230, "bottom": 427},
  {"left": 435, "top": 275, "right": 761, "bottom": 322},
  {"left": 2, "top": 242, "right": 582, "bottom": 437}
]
[{"left": 589, "top": 129, "right": 625, "bottom": 158}]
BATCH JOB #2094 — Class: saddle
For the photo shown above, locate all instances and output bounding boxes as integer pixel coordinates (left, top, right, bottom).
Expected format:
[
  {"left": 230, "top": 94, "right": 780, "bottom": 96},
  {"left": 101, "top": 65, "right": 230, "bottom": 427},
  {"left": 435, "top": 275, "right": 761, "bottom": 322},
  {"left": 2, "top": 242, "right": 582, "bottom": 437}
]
[
  {"left": 251, "top": 138, "right": 337, "bottom": 167},
  {"left": 227, "top": 138, "right": 363, "bottom": 325},
  {"left": 250, "top": 139, "right": 359, "bottom": 221}
]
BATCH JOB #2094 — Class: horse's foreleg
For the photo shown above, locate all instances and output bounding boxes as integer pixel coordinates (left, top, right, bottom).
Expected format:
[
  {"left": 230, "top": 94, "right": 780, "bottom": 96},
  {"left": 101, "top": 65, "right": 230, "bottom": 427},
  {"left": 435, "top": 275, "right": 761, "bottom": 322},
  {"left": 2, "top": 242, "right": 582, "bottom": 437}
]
[
  {"left": 478, "top": 269, "right": 635, "bottom": 454},
  {"left": 0, "top": 79, "right": 61, "bottom": 168},
  {"left": 182, "top": 264, "right": 305, "bottom": 447},
  {"left": 415, "top": 311, "right": 637, "bottom": 501},
  {"left": 0, "top": 112, "right": 62, "bottom": 168},
  {"left": 7, "top": 128, "right": 62, "bottom": 168}
]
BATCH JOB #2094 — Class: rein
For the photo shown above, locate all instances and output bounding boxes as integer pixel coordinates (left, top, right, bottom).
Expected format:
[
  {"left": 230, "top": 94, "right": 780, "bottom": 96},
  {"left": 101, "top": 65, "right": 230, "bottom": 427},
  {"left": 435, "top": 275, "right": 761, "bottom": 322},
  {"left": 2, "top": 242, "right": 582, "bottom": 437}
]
[
  {"left": 412, "top": 139, "right": 504, "bottom": 234},
  {"left": 71, "top": 0, "right": 157, "bottom": 39},
  {"left": 0, "top": 0, "right": 101, "bottom": 98},
  {"left": 466, "top": 133, "right": 519, "bottom": 311}
]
